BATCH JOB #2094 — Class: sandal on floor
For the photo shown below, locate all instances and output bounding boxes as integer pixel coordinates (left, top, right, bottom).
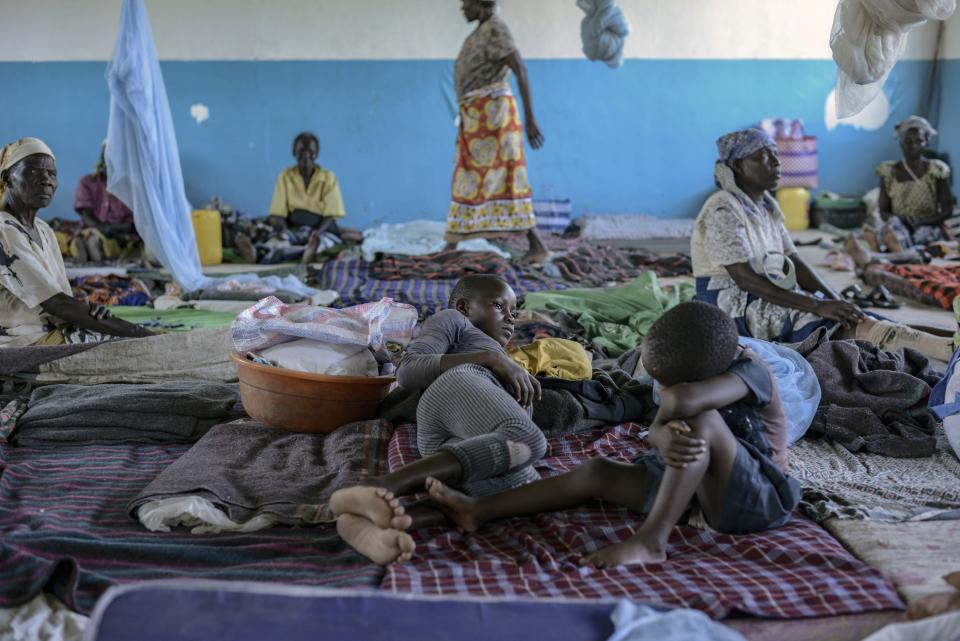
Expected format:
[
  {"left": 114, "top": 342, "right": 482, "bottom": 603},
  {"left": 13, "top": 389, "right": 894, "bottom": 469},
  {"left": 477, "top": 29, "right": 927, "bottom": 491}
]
[
  {"left": 867, "top": 284, "right": 902, "bottom": 309},
  {"left": 821, "top": 250, "right": 856, "bottom": 272},
  {"left": 841, "top": 284, "right": 873, "bottom": 307}
]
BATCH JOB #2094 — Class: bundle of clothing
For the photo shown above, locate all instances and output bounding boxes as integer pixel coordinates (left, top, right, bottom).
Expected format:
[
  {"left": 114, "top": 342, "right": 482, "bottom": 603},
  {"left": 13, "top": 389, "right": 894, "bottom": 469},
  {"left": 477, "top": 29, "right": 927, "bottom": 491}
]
[
  {"left": 797, "top": 328, "right": 943, "bottom": 458},
  {"left": 71, "top": 274, "right": 153, "bottom": 306}
]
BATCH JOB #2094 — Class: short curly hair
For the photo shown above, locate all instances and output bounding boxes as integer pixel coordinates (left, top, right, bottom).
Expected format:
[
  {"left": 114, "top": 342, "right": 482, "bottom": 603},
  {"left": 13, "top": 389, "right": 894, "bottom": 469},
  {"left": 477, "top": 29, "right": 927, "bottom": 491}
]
[
  {"left": 448, "top": 274, "right": 510, "bottom": 308},
  {"left": 292, "top": 132, "right": 319, "bottom": 156},
  {"left": 642, "top": 301, "right": 739, "bottom": 386}
]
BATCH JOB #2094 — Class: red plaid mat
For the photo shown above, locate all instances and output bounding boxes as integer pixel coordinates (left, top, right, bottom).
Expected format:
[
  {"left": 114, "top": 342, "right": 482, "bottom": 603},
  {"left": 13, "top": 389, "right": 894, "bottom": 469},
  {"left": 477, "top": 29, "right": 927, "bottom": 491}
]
[
  {"left": 381, "top": 423, "right": 902, "bottom": 619},
  {"left": 864, "top": 263, "right": 960, "bottom": 310}
]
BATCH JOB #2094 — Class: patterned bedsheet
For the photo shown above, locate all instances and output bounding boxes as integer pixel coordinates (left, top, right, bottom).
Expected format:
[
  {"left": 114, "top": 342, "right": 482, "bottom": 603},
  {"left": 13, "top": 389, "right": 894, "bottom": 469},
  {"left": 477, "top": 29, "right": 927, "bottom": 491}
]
[
  {"left": 316, "top": 259, "right": 567, "bottom": 317},
  {"left": 383, "top": 423, "right": 903, "bottom": 619},
  {"left": 0, "top": 420, "right": 903, "bottom": 619},
  {"left": 863, "top": 263, "right": 960, "bottom": 310}
]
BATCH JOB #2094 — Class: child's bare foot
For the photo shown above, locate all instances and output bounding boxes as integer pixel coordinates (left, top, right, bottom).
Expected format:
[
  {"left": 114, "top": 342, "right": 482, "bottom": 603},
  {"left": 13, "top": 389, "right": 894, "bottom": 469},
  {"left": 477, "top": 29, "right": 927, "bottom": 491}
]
[
  {"left": 882, "top": 223, "right": 905, "bottom": 253},
  {"left": 329, "top": 486, "right": 412, "bottom": 530},
  {"left": 302, "top": 231, "right": 321, "bottom": 265},
  {"left": 235, "top": 233, "right": 258, "bottom": 263},
  {"left": 425, "top": 476, "right": 484, "bottom": 532},
  {"left": 579, "top": 534, "right": 667, "bottom": 568},
  {"left": 863, "top": 226, "right": 881, "bottom": 252},
  {"left": 336, "top": 514, "right": 415, "bottom": 565}
]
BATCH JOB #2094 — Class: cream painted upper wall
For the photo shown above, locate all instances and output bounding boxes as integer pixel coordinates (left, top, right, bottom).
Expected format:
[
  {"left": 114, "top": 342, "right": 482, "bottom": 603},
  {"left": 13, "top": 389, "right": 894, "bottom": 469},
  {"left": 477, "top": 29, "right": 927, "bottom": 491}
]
[
  {"left": 942, "top": 7, "right": 960, "bottom": 58},
  {"left": 0, "top": 0, "right": 941, "bottom": 61}
]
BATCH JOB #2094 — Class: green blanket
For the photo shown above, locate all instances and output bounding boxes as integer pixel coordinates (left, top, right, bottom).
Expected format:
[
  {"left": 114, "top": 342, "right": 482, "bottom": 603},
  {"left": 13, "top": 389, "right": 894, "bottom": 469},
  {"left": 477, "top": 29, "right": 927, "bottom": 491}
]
[
  {"left": 522, "top": 273, "right": 694, "bottom": 357},
  {"left": 109, "top": 306, "right": 237, "bottom": 332}
]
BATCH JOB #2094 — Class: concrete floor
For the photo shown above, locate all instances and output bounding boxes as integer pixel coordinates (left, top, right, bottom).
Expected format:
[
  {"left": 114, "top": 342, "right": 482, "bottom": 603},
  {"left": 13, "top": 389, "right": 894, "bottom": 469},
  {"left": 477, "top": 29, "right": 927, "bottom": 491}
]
[{"left": 791, "top": 228, "right": 956, "bottom": 332}]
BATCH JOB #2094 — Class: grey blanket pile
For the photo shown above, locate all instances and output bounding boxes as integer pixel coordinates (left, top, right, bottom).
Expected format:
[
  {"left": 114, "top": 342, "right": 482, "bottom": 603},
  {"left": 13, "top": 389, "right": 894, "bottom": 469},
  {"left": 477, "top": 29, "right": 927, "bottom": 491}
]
[
  {"left": 11, "top": 381, "right": 240, "bottom": 445},
  {"left": 129, "top": 418, "right": 393, "bottom": 526}
]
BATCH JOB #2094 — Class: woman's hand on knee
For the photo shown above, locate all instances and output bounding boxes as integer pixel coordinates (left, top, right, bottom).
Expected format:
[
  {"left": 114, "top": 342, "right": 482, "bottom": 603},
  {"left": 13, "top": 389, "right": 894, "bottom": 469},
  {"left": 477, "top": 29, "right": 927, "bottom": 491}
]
[{"left": 815, "top": 299, "right": 866, "bottom": 329}]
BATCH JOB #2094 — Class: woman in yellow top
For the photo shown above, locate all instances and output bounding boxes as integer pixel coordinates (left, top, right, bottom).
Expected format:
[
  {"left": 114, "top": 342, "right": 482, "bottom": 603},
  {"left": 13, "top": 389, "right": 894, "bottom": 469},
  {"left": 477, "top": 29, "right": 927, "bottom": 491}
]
[
  {"left": 444, "top": 0, "right": 548, "bottom": 265},
  {"left": 235, "top": 132, "right": 346, "bottom": 264}
]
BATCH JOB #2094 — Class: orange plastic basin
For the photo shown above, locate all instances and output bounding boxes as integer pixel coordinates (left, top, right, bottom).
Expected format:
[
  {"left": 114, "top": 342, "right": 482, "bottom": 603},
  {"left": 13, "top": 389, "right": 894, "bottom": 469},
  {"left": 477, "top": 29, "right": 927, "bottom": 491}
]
[{"left": 231, "top": 352, "right": 396, "bottom": 433}]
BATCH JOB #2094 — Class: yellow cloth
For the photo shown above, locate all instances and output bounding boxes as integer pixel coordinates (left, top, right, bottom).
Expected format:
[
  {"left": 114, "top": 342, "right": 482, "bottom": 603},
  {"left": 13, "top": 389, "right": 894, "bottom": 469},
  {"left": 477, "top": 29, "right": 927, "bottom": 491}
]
[
  {"left": 507, "top": 338, "right": 592, "bottom": 380},
  {"left": 68, "top": 228, "right": 138, "bottom": 260},
  {"left": 268, "top": 166, "right": 346, "bottom": 219}
]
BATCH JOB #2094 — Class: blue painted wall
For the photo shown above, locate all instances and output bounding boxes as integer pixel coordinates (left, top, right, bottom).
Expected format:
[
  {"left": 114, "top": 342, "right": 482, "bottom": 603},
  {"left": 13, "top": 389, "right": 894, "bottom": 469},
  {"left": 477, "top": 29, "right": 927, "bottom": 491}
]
[
  {"left": 0, "top": 59, "right": 932, "bottom": 227},
  {"left": 937, "top": 59, "right": 960, "bottom": 168}
]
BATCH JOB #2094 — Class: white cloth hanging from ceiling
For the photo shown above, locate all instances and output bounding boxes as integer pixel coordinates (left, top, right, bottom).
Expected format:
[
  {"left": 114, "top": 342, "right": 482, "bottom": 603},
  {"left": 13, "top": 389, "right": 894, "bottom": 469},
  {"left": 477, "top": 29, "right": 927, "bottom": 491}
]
[
  {"left": 830, "top": 0, "right": 955, "bottom": 118},
  {"left": 577, "top": 0, "right": 631, "bottom": 69}
]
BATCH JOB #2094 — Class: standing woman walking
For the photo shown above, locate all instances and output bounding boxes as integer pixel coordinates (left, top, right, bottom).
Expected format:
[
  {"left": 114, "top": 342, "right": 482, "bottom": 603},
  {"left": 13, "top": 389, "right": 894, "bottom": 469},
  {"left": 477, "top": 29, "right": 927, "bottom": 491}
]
[{"left": 444, "top": 0, "right": 548, "bottom": 264}]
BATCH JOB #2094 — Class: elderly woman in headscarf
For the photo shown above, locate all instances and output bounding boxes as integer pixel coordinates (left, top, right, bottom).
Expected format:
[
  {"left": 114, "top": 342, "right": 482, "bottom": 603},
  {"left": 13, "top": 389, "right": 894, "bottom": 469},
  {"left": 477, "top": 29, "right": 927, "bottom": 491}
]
[
  {"left": 869, "top": 116, "right": 955, "bottom": 253},
  {"left": 444, "top": 0, "right": 548, "bottom": 264},
  {"left": 691, "top": 128, "right": 954, "bottom": 361},
  {"left": 0, "top": 138, "right": 152, "bottom": 346}
]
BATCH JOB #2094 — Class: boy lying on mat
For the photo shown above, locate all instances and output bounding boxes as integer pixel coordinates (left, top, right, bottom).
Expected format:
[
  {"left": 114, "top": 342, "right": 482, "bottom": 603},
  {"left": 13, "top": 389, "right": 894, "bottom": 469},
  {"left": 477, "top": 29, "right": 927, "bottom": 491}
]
[
  {"left": 330, "top": 274, "right": 648, "bottom": 564},
  {"left": 426, "top": 301, "right": 801, "bottom": 566}
]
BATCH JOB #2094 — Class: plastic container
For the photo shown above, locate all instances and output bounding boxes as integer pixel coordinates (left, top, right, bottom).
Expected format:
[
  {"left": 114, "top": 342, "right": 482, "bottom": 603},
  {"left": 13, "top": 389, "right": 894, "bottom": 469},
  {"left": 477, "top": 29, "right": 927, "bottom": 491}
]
[
  {"left": 777, "top": 188, "right": 810, "bottom": 231},
  {"left": 810, "top": 196, "right": 866, "bottom": 230},
  {"left": 231, "top": 353, "right": 395, "bottom": 433},
  {"left": 191, "top": 209, "right": 223, "bottom": 265}
]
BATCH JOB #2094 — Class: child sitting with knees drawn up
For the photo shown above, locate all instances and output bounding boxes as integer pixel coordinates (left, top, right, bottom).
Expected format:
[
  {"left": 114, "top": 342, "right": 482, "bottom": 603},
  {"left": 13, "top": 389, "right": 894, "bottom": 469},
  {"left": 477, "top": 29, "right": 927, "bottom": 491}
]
[
  {"left": 424, "top": 301, "right": 801, "bottom": 567},
  {"left": 329, "top": 274, "right": 549, "bottom": 564}
]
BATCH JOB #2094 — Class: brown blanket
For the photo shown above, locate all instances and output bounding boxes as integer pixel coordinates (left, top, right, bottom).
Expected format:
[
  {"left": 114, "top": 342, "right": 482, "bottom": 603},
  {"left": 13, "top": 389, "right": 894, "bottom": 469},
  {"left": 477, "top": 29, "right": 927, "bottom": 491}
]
[
  {"left": 797, "top": 330, "right": 942, "bottom": 457},
  {"left": 129, "top": 418, "right": 393, "bottom": 525}
]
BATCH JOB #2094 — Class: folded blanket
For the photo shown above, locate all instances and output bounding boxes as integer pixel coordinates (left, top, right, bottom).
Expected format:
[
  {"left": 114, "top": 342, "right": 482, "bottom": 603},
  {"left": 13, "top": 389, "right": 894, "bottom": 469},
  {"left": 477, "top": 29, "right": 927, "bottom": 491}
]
[
  {"left": 11, "top": 381, "right": 239, "bottom": 445},
  {"left": 369, "top": 250, "right": 511, "bottom": 281},
  {"left": 797, "top": 331, "right": 942, "bottom": 457},
  {"left": 0, "top": 343, "right": 99, "bottom": 375},
  {"left": 33, "top": 327, "right": 237, "bottom": 385},
  {"left": 129, "top": 418, "right": 393, "bottom": 529}
]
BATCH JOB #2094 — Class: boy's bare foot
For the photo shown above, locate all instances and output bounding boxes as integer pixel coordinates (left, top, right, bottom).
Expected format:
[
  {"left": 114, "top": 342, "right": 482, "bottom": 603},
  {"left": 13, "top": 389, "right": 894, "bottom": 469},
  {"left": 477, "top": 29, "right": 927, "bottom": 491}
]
[
  {"left": 235, "top": 233, "right": 258, "bottom": 264},
  {"left": 336, "top": 514, "right": 415, "bottom": 565},
  {"left": 425, "top": 476, "right": 484, "bottom": 532},
  {"left": 302, "top": 231, "right": 321, "bottom": 265},
  {"left": 844, "top": 234, "right": 871, "bottom": 268},
  {"left": 882, "top": 224, "right": 905, "bottom": 253},
  {"left": 329, "top": 486, "right": 412, "bottom": 530},
  {"left": 579, "top": 534, "right": 667, "bottom": 568}
]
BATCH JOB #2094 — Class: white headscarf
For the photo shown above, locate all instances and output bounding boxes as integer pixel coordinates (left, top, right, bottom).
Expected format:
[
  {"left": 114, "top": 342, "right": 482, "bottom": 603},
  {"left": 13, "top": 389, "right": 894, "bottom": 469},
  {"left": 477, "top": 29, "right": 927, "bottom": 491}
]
[
  {"left": 894, "top": 115, "right": 938, "bottom": 141},
  {"left": 0, "top": 137, "right": 56, "bottom": 202}
]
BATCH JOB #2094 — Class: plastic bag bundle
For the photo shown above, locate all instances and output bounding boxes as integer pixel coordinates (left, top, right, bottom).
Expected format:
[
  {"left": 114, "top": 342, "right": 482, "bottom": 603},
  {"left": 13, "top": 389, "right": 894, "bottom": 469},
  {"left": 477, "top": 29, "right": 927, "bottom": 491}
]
[
  {"left": 830, "top": 0, "right": 955, "bottom": 118},
  {"left": 740, "top": 337, "right": 822, "bottom": 445},
  {"left": 230, "top": 296, "right": 418, "bottom": 357},
  {"left": 577, "top": 0, "right": 631, "bottom": 69}
]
